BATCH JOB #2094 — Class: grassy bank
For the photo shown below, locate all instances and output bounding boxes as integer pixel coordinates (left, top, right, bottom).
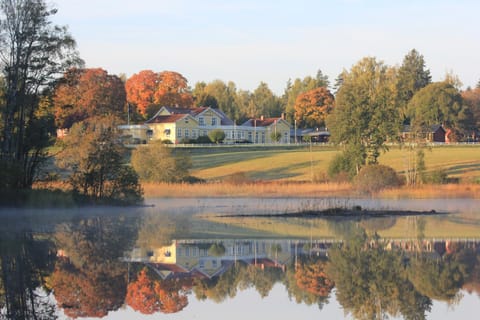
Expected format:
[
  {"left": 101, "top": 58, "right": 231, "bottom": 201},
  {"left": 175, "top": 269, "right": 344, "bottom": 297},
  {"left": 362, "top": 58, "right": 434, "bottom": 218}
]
[{"left": 188, "top": 145, "right": 480, "bottom": 183}]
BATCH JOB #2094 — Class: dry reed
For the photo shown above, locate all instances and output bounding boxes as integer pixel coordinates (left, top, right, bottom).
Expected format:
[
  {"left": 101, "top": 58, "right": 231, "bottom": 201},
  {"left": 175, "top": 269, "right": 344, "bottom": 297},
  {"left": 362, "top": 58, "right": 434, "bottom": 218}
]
[{"left": 142, "top": 181, "right": 354, "bottom": 198}]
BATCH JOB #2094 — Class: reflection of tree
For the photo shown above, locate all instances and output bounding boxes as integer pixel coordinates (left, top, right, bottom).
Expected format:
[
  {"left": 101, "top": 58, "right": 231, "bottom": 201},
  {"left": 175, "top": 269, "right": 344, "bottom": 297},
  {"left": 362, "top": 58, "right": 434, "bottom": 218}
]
[
  {"left": 408, "top": 244, "right": 475, "bottom": 303},
  {"left": 0, "top": 231, "right": 57, "bottom": 320},
  {"left": 51, "top": 216, "right": 137, "bottom": 318},
  {"left": 327, "top": 229, "right": 432, "bottom": 320},
  {"left": 136, "top": 212, "right": 190, "bottom": 248},
  {"left": 193, "top": 264, "right": 240, "bottom": 303},
  {"left": 125, "top": 268, "right": 189, "bottom": 314},
  {"left": 360, "top": 217, "right": 396, "bottom": 232},
  {"left": 284, "top": 256, "right": 332, "bottom": 310},
  {"left": 294, "top": 257, "right": 334, "bottom": 297}
]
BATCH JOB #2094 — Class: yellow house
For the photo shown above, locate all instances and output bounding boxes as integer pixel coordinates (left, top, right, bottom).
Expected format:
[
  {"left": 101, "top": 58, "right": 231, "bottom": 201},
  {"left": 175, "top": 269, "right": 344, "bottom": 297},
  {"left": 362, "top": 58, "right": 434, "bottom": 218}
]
[
  {"left": 241, "top": 116, "right": 291, "bottom": 143},
  {"left": 119, "top": 106, "right": 291, "bottom": 144},
  {"left": 146, "top": 113, "right": 199, "bottom": 143}
]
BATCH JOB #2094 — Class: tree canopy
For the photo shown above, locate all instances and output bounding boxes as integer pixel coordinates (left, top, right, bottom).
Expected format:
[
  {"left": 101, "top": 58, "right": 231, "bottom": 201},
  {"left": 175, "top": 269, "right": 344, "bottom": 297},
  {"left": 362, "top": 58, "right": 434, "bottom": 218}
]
[
  {"left": 0, "top": 0, "right": 81, "bottom": 189},
  {"left": 328, "top": 57, "right": 399, "bottom": 170},
  {"left": 53, "top": 68, "right": 126, "bottom": 129},
  {"left": 294, "top": 87, "right": 334, "bottom": 128}
]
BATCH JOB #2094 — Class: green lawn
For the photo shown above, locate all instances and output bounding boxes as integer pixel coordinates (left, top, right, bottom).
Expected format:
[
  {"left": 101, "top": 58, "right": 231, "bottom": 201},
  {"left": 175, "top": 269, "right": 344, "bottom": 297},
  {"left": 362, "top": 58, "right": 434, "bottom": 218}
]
[{"left": 187, "top": 145, "right": 480, "bottom": 182}]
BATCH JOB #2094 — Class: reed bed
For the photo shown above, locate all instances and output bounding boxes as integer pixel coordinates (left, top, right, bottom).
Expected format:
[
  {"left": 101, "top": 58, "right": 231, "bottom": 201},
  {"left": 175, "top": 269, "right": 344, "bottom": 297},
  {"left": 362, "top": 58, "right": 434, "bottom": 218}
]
[
  {"left": 378, "top": 183, "right": 480, "bottom": 199},
  {"left": 142, "top": 181, "right": 354, "bottom": 198}
]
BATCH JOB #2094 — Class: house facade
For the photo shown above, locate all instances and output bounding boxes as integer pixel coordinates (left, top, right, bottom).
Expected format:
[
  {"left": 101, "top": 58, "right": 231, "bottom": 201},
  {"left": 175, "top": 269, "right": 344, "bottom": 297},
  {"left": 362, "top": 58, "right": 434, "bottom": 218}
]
[
  {"left": 119, "top": 106, "right": 291, "bottom": 144},
  {"left": 401, "top": 124, "right": 446, "bottom": 143}
]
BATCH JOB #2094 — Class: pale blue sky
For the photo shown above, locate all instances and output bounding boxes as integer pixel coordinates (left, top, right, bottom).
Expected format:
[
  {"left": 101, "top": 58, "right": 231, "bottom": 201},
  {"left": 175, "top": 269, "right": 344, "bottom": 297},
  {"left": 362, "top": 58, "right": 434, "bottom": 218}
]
[{"left": 52, "top": 0, "right": 480, "bottom": 94}]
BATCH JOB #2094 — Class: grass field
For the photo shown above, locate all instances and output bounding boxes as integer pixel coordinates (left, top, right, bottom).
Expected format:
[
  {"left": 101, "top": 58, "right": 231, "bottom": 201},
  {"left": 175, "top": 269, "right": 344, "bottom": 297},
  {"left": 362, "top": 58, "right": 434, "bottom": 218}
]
[{"left": 186, "top": 144, "right": 480, "bottom": 183}]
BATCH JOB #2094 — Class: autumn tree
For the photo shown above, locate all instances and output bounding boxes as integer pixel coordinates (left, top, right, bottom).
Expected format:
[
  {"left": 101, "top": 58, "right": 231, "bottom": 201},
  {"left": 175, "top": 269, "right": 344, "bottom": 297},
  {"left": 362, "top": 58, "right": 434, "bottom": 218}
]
[
  {"left": 396, "top": 49, "right": 431, "bottom": 121},
  {"left": 53, "top": 68, "right": 126, "bottom": 129},
  {"left": 283, "top": 70, "right": 329, "bottom": 122},
  {"left": 0, "top": 0, "right": 81, "bottom": 190},
  {"left": 327, "top": 57, "right": 399, "bottom": 172},
  {"left": 155, "top": 71, "right": 193, "bottom": 107},
  {"left": 125, "top": 70, "right": 158, "bottom": 116},
  {"left": 294, "top": 87, "right": 334, "bottom": 128}
]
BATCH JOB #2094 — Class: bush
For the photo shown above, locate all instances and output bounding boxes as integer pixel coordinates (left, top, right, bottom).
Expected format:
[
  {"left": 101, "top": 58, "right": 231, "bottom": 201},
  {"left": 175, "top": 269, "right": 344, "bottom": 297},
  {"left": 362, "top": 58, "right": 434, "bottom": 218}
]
[
  {"left": 196, "top": 136, "right": 212, "bottom": 144},
  {"left": 354, "top": 164, "right": 402, "bottom": 194},
  {"left": 131, "top": 141, "right": 192, "bottom": 183},
  {"left": 327, "top": 153, "right": 356, "bottom": 181},
  {"left": 426, "top": 169, "right": 449, "bottom": 184},
  {"left": 208, "top": 129, "right": 225, "bottom": 144},
  {"left": 223, "top": 172, "right": 251, "bottom": 184}
]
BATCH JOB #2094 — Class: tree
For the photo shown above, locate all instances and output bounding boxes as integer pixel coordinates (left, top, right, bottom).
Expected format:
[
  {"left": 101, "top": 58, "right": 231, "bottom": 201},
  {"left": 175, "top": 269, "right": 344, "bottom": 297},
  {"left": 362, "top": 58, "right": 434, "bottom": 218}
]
[
  {"left": 55, "top": 116, "right": 143, "bottom": 204},
  {"left": 0, "top": 0, "right": 81, "bottom": 189},
  {"left": 53, "top": 68, "right": 126, "bottom": 129},
  {"left": 250, "top": 82, "right": 282, "bottom": 118},
  {"left": 131, "top": 141, "right": 192, "bottom": 182},
  {"left": 461, "top": 87, "right": 480, "bottom": 130},
  {"left": 125, "top": 70, "right": 158, "bottom": 116},
  {"left": 193, "top": 80, "right": 239, "bottom": 121},
  {"left": 327, "top": 57, "right": 399, "bottom": 171},
  {"left": 406, "top": 82, "right": 463, "bottom": 140},
  {"left": 396, "top": 49, "right": 431, "bottom": 121},
  {"left": 294, "top": 87, "right": 334, "bottom": 128},
  {"left": 154, "top": 71, "right": 193, "bottom": 107},
  {"left": 283, "top": 70, "right": 329, "bottom": 122}
]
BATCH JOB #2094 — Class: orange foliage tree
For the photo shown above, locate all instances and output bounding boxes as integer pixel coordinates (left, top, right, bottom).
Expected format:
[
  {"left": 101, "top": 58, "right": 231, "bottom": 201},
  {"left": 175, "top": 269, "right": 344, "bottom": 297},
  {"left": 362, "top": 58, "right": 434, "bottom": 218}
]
[
  {"left": 125, "top": 70, "right": 193, "bottom": 117},
  {"left": 125, "top": 268, "right": 160, "bottom": 314},
  {"left": 154, "top": 71, "right": 193, "bottom": 107},
  {"left": 53, "top": 68, "right": 126, "bottom": 129},
  {"left": 126, "top": 268, "right": 190, "bottom": 315},
  {"left": 125, "top": 70, "right": 158, "bottom": 116},
  {"left": 295, "top": 259, "right": 334, "bottom": 297},
  {"left": 294, "top": 87, "right": 334, "bottom": 128},
  {"left": 51, "top": 258, "right": 126, "bottom": 318}
]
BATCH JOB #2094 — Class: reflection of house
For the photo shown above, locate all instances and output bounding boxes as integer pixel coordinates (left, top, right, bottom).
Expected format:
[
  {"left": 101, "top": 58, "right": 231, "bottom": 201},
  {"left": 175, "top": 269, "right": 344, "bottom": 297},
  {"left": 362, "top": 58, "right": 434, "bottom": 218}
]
[
  {"left": 127, "top": 239, "right": 293, "bottom": 280},
  {"left": 119, "top": 106, "right": 291, "bottom": 144},
  {"left": 401, "top": 124, "right": 446, "bottom": 143}
]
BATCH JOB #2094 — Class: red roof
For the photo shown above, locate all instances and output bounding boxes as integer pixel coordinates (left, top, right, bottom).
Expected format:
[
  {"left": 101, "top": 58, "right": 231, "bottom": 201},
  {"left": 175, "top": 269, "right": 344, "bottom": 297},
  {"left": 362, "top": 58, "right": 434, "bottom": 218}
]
[{"left": 146, "top": 114, "right": 186, "bottom": 124}]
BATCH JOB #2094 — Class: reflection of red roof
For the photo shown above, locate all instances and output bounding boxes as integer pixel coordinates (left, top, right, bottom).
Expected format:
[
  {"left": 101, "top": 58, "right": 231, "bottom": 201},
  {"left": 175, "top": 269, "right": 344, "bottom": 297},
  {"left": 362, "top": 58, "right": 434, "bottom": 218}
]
[{"left": 146, "top": 114, "right": 186, "bottom": 124}]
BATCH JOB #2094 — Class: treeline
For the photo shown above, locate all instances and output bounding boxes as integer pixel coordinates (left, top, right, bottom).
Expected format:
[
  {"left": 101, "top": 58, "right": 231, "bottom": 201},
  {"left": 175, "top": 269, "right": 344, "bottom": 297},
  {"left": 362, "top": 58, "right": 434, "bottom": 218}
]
[{"left": 1, "top": 0, "right": 480, "bottom": 199}]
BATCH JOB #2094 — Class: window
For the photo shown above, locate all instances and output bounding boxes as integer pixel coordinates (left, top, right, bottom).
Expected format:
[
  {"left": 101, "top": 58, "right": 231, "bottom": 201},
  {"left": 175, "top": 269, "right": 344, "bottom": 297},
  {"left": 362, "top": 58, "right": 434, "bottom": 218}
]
[
  {"left": 164, "top": 129, "right": 170, "bottom": 137},
  {"left": 177, "top": 128, "right": 182, "bottom": 138},
  {"left": 212, "top": 260, "right": 217, "bottom": 267},
  {"left": 211, "top": 117, "right": 217, "bottom": 126},
  {"left": 185, "top": 129, "right": 189, "bottom": 137},
  {"left": 199, "top": 117, "right": 205, "bottom": 126},
  {"left": 248, "top": 131, "right": 252, "bottom": 141}
]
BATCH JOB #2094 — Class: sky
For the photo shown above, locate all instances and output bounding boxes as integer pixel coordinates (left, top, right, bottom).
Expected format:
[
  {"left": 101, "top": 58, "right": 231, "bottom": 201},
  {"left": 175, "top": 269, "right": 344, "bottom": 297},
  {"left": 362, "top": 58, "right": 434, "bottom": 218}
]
[{"left": 51, "top": 0, "right": 480, "bottom": 95}]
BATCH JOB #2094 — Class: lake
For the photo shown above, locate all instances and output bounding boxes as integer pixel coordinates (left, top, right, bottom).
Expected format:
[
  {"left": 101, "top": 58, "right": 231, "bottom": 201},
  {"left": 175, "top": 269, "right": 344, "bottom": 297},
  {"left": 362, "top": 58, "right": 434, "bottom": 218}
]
[{"left": 1, "top": 198, "right": 479, "bottom": 319}]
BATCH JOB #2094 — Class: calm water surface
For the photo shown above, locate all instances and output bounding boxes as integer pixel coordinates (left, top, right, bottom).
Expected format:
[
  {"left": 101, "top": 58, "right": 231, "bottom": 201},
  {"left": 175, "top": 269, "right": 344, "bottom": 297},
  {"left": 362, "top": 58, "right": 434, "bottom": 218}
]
[{"left": 1, "top": 198, "right": 479, "bottom": 320}]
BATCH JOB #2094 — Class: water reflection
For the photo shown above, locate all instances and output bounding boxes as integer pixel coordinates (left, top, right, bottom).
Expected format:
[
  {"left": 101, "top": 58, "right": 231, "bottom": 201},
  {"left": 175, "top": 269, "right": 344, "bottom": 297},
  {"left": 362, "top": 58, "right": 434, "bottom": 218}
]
[{"left": 0, "top": 207, "right": 479, "bottom": 319}]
